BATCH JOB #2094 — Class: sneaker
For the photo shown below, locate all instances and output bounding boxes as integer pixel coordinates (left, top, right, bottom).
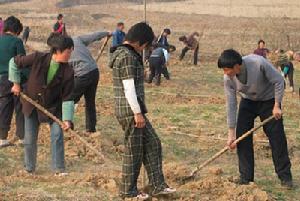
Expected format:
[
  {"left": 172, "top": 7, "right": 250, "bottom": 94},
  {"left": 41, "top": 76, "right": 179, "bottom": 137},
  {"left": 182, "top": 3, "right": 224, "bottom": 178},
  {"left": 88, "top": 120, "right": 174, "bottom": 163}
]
[
  {"left": 136, "top": 192, "right": 149, "bottom": 200},
  {"left": 55, "top": 172, "right": 69, "bottom": 177},
  {"left": 74, "top": 104, "right": 79, "bottom": 111},
  {"left": 0, "top": 140, "right": 12, "bottom": 148},
  {"left": 281, "top": 180, "right": 294, "bottom": 189},
  {"left": 18, "top": 169, "right": 34, "bottom": 176},
  {"left": 124, "top": 193, "right": 149, "bottom": 201},
  {"left": 153, "top": 187, "right": 176, "bottom": 196},
  {"left": 16, "top": 139, "right": 24, "bottom": 146}
]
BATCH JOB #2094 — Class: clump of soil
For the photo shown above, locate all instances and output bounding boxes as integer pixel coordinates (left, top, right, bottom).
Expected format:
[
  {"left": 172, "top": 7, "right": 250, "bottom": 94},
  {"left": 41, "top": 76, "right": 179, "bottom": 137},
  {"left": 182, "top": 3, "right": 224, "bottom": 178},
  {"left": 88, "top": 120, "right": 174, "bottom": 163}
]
[
  {"left": 83, "top": 173, "right": 118, "bottom": 192},
  {"left": 163, "top": 163, "right": 274, "bottom": 201},
  {"left": 181, "top": 176, "right": 274, "bottom": 201}
]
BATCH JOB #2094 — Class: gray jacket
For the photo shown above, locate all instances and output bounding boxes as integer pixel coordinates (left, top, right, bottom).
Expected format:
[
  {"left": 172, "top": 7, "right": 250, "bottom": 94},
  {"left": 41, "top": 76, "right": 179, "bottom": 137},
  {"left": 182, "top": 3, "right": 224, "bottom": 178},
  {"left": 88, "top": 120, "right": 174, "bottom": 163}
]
[
  {"left": 224, "top": 54, "right": 284, "bottom": 128},
  {"left": 70, "top": 31, "right": 109, "bottom": 77}
]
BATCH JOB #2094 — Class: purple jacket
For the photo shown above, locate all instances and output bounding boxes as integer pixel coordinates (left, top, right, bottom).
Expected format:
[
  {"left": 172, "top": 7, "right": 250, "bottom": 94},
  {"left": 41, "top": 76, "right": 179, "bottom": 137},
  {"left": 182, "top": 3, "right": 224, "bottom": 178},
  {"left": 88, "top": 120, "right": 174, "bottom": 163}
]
[{"left": 253, "top": 48, "right": 269, "bottom": 58}]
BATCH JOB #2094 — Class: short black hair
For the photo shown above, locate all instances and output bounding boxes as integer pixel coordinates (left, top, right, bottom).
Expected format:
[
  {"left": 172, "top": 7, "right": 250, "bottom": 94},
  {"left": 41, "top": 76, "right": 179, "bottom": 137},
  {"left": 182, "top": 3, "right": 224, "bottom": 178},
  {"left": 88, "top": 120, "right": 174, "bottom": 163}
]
[
  {"left": 3, "top": 16, "right": 23, "bottom": 35},
  {"left": 179, "top": 36, "right": 187, "bottom": 42},
  {"left": 124, "top": 22, "right": 154, "bottom": 46},
  {"left": 258, "top": 39, "right": 265, "bottom": 45},
  {"left": 0, "top": 17, "right": 2, "bottom": 20},
  {"left": 57, "top": 14, "right": 63, "bottom": 20},
  {"left": 164, "top": 28, "right": 171, "bottom": 35},
  {"left": 217, "top": 49, "right": 242, "bottom": 69},
  {"left": 117, "top": 22, "right": 124, "bottom": 27},
  {"left": 47, "top": 33, "right": 74, "bottom": 54}
]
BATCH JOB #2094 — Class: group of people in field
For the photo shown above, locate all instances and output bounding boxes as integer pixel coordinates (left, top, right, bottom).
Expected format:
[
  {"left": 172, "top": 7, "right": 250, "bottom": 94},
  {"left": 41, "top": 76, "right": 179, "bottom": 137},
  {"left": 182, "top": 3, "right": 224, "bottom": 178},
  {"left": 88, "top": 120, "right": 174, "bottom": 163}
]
[
  {"left": 254, "top": 39, "right": 296, "bottom": 93},
  {"left": 0, "top": 12, "right": 298, "bottom": 200}
]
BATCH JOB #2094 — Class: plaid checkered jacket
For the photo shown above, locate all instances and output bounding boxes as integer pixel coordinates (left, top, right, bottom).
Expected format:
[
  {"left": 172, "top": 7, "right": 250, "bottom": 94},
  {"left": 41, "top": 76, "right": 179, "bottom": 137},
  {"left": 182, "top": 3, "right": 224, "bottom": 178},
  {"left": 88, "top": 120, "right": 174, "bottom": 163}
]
[{"left": 109, "top": 44, "right": 147, "bottom": 119}]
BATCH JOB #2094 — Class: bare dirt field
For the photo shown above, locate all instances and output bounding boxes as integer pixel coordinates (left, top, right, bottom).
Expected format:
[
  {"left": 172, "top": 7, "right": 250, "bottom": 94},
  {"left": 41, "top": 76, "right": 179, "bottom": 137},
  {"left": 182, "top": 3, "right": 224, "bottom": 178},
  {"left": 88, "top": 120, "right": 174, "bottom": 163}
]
[
  {"left": 130, "top": 0, "right": 300, "bottom": 18},
  {"left": 0, "top": 0, "right": 300, "bottom": 200}
]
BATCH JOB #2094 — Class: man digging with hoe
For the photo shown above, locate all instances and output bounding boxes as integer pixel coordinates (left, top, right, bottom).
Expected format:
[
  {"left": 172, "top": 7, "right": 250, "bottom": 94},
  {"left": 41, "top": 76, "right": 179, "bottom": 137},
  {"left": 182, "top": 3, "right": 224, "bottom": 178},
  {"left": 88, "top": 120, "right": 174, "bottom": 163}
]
[{"left": 218, "top": 49, "right": 293, "bottom": 189}]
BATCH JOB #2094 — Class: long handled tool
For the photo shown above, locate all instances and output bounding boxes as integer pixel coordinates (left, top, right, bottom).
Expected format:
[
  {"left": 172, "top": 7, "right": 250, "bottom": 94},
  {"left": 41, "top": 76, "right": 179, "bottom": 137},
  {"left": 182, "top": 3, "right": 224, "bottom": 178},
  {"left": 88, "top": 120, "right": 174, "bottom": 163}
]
[
  {"left": 180, "top": 115, "right": 275, "bottom": 184},
  {"left": 20, "top": 92, "right": 105, "bottom": 162},
  {"left": 95, "top": 36, "right": 111, "bottom": 63},
  {"left": 156, "top": 30, "right": 164, "bottom": 44}
]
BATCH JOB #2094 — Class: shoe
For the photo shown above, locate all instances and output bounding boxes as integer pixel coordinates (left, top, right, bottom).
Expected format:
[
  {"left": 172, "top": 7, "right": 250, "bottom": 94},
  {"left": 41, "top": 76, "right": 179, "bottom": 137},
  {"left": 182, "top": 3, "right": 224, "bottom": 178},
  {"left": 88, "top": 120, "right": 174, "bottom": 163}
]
[
  {"left": 86, "top": 129, "right": 96, "bottom": 133},
  {"left": 55, "top": 172, "right": 69, "bottom": 177},
  {"left": 123, "top": 193, "right": 149, "bottom": 201},
  {"left": 154, "top": 77, "right": 161, "bottom": 86},
  {"left": 0, "top": 140, "right": 12, "bottom": 148},
  {"left": 237, "top": 178, "right": 252, "bottom": 185},
  {"left": 281, "top": 180, "right": 294, "bottom": 189},
  {"left": 74, "top": 104, "right": 79, "bottom": 111},
  {"left": 136, "top": 192, "right": 149, "bottom": 200},
  {"left": 18, "top": 169, "right": 34, "bottom": 176},
  {"left": 153, "top": 187, "right": 176, "bottom": 196},
  {"left": 16, "top": 139, "right": 24, "bottom": 146}
]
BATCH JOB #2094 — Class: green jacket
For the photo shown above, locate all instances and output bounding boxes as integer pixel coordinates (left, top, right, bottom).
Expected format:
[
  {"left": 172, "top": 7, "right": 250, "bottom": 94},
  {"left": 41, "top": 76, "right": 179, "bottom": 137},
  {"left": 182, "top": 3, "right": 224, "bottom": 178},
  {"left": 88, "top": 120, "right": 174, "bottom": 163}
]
[{"left": 0, "top": 33, "right": 29, "bottom": 82}]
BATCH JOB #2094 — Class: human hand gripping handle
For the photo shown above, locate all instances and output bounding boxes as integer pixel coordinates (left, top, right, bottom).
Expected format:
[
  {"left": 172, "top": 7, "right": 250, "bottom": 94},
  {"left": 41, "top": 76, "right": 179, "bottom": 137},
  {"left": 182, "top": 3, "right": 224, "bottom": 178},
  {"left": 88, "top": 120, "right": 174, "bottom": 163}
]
[
  {"left": 273, "top": 102, "right": 282, "bottom": 120},
  {"left": 134, "top": 113, "right": 146, "bottom": 128},
  {"left": 61, "top": 121, "right": 74, "bottom": 131},
  {"left": 11, "top": 83, "right": 21, "bottom": 96},
  {"left": 227, "top": 128, "right": 237, "bottom": 150}
]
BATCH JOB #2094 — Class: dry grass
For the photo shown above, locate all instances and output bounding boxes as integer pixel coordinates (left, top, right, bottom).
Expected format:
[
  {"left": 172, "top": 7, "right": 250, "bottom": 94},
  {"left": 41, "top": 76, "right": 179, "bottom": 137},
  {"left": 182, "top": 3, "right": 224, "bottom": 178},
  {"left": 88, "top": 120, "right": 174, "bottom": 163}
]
[{"left": 0, "top": 0, "right": 300, "bottom": 200}]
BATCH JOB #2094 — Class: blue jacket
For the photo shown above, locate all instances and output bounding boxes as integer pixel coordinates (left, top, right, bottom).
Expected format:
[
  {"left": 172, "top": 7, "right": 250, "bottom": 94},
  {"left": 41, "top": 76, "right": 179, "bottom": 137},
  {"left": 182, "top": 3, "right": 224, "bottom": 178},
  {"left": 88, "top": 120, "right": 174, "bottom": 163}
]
[
  {"left": 112, "top": 29, "right": 125, "bottom": 47},
  {"left": 158, "top": 35, "right": 169, "bottom": 47}
]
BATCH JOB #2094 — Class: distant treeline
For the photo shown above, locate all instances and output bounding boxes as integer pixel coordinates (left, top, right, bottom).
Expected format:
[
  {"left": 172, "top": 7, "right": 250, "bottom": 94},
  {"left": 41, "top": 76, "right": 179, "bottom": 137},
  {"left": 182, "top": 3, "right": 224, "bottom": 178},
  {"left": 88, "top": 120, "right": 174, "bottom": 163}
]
[
  {"left": 56, "top": 0, "right": 184, "bottom": 8},
  {"left": 0, "top": 0, "right": 28, "bottom": 4}
]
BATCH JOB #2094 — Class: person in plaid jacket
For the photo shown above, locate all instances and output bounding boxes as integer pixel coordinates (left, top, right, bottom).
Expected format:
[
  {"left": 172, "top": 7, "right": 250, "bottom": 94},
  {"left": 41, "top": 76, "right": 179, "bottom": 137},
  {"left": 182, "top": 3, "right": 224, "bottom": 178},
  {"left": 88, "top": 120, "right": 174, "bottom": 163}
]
[{"left": 109, "top": 22, "right": 176, "bottom": 200}]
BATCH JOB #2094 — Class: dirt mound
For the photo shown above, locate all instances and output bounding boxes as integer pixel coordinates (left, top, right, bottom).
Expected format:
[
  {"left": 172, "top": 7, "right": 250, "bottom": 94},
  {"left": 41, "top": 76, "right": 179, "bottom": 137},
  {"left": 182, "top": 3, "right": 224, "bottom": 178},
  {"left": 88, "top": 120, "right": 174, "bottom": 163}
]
[
  {"left": 163, "top": 163, "right": 274, "bottom": 201},
  {"left": 73, "top": 173, "right": 119, "bottom": 193},
  {"left": 181, "top": 177, "right": 274, "bottom": 201}
]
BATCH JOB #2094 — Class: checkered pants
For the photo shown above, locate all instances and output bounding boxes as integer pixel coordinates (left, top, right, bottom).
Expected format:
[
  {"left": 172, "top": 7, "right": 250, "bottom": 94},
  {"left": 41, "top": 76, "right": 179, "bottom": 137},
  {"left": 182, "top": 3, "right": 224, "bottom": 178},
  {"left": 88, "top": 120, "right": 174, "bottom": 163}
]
[{"left": 118, "top": 116, "right": 168, "bottom": 197}]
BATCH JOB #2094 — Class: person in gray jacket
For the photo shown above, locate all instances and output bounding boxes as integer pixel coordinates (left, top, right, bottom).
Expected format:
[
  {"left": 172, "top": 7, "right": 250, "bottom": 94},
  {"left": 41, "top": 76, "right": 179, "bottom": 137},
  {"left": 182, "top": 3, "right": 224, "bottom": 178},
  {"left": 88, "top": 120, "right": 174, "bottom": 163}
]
[
  {"left": 69, "top": 31, "right": 110, "bottom": 133},
  {"left": 217, "top": 49, "right": 293, "bottom": 189}
]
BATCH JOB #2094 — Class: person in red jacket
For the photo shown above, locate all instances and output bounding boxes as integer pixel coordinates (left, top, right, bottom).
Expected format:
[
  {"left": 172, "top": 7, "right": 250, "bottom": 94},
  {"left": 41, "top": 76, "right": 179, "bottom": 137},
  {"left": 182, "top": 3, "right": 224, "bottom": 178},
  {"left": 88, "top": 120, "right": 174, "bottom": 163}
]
[{"left": 53, "top": 14, "right": 66, "bottom": 35}]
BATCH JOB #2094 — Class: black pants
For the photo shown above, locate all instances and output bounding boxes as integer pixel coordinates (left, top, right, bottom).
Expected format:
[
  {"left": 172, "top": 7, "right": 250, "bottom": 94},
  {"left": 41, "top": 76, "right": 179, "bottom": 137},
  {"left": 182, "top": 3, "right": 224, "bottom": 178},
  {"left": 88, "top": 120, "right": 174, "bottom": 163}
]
[
  {"left": 0, "top": 76, "right": 24, "bottom": 140},
  {"left": 236, "top": 98, "right": 292, "bottom": 182},
  {"left": 71, "top": 69, "right": 99, "bottom": 132},
  {"left": 148, "top": 57, "right": 170, "bottom": 85},
  {"left": 179, "top": 45, "right": 199, "bottom": 65}
]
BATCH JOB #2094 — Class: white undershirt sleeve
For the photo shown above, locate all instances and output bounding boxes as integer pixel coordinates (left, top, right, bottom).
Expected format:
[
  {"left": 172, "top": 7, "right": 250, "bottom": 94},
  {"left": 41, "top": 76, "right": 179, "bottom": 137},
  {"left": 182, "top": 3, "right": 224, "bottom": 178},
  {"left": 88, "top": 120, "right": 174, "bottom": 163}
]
[
  {"left": 162, "top": 48, "right": 169, "bottom": 63},
  {"left": 122, "top": 78, "right": 141, "bottom": 114}
]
